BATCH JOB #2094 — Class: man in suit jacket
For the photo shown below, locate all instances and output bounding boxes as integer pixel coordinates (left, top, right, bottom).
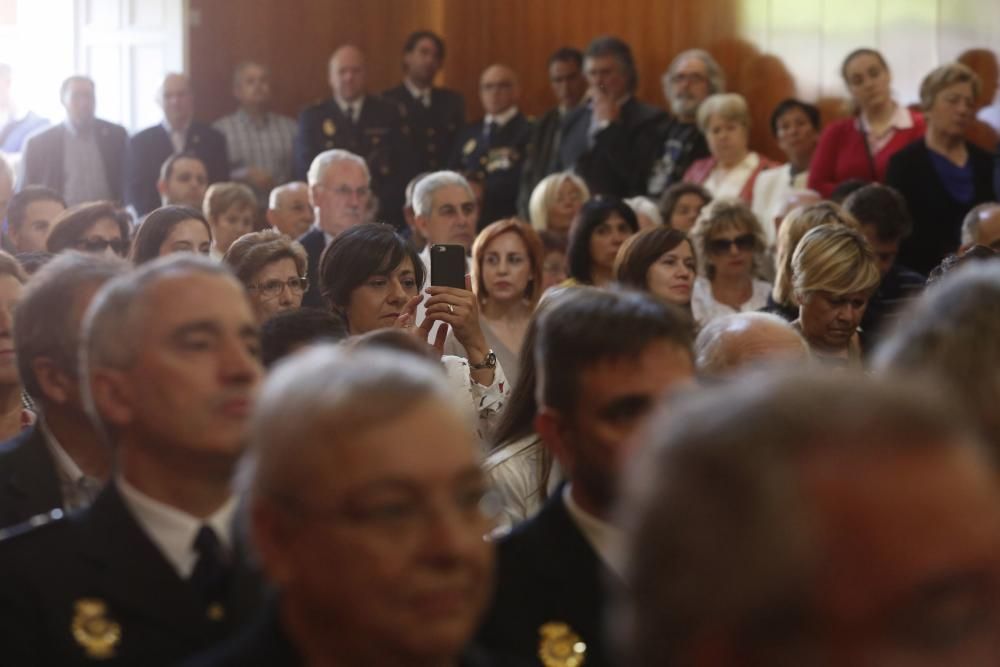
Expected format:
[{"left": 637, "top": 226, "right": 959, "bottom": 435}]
[
  {"left": 383, "top": 30, "right": 465, "bottom": 176},
  {"left": 21, "top": 76, "right": 128, "bottom": 206},
  {"left": 183, "top": 345, "right": 501, "bottom": 666},
  {"left": 297, "top": 149, "right": 372, "bottom": 307},
  {"left": 126, "top": 73, "right": 228, "bottom": 216},
  {"left": 517, "top": 47, "right": 588, "bottom": 217},
  {"left": 476, "top": 288, "right": 695, "bottom": 667},
  {"left": 556, "top": 36, "right": 666, "bottom": 199},
  {"left": 0, "top": 255, "right": 264, "bottom": 665},
  {"left": 450, "top": 64, "right": 533, "bottom": 230},
  {"left": 0, "top": 253, "right": 126, "bottom": 533},
  {"left": 295, "top": 45, "right": 413, "bottom": 230}
]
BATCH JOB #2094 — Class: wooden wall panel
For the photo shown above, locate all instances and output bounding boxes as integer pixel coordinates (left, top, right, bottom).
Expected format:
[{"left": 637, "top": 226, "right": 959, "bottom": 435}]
[{"left": 189, "top": 0, "right": 1000, "bottom": 163}]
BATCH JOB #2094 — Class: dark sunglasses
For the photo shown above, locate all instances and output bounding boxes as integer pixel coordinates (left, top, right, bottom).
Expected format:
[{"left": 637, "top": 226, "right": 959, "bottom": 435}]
[
  {"left": 707, "top": 233, "right": 755, "bottom": 255},
  {"left": 75, "top": 237, "right": 126, "bottom": 256}
]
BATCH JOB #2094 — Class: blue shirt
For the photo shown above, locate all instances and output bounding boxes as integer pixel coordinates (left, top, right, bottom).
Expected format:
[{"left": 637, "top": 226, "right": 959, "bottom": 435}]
[{"left": 929, "top": 149, "right": 974, "bottom": 204}]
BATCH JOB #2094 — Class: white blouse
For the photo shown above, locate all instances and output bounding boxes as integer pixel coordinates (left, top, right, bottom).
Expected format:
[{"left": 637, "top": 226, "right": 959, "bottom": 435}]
[
  {"left": 484, "top": 433, "right": 562, "bottom": 536},
  {"left": 691, "top": 276, "right": 772, "bottom": 326}
]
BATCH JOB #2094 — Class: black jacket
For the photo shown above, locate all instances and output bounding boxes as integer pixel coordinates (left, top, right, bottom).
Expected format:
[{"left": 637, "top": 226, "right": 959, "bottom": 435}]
[
  {"left": 0, "top": 424, "right": 63, "bottom": 532},
  {"left": 126, "top": 121, "right": 229, "bottom": 216},
  {"left": 476, "top": 489, "right": 618, "bottom": 667},
  {"left": 887, "top": 138, "right": 997, "bottom": 276},
  {"left": 297, "top": 227, "right": 328, "bottom": 308},
  {"left": 517, "top": 106, "right": 569, "bottom": 217},
  {"left": 21, "top": 119, "right": 128, "bottom": 203},
  {"left": 0, "top": 483, "right": 263, "bottom": 666},
  {"left": 382, "top": 83, "right": 465, "bottom": 174}
]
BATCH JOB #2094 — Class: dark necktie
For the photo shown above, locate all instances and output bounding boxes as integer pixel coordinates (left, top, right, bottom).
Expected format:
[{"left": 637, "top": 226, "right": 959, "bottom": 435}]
[
  {"left": 190, "top": 525, "right": 229, "bottom": 604},
  {"left": 485, "top": 120, "right": 499, "bottom": 145}
]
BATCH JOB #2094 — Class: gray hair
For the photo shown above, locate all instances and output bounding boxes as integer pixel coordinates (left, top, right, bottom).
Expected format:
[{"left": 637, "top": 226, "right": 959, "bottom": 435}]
[
  {"left": 15, "top": 252, "right": 128, "bottom": 404},
  {"left": 614, "top": 371, "right": 983, "bottom": 665},
  {"left": 664, "top": 48, "right": 726, "bottom": 95},
  {"left": 694, "top": 312, "right": 808, "bottom": 376},
  {"left": 961, "top": 202, "right": 1000, "bottom": 246},
  {"left": 306, "top": 149, "right": 369, "bottom": 187},
  {"left": 874, "top": 262, "right": 1000, "bottom": 450},
  {"left": 237, "top": 344, "right": 463, "bottom": 503},
  {"left": 79, "top": 255, "right": 236, "bottom": 430},
  {"left": 412, "top": 170, "right": 473, "bottom": 218},
  {"left": 268, "top": 181, "right": 308, "bottom": 210}
]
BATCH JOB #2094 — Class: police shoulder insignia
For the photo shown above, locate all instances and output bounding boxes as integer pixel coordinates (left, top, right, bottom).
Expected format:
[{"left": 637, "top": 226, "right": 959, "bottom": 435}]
[
  {"left": 71, "top": 598, "right": 121, "bottom": 660},
  {"left": 323, "top": 118, "right": 336, "bottom": 136},
  {"left": 463, "top": 138, "right": 476, "bottom": 155},
  {"left": 538, "top": 621, "right": 587, "bottom": 666}
]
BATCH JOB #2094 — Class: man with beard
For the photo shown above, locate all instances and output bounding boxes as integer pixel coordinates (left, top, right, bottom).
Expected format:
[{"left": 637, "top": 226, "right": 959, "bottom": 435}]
[{"left": 646, "top": 50, "right": 725, "bottom": 199}]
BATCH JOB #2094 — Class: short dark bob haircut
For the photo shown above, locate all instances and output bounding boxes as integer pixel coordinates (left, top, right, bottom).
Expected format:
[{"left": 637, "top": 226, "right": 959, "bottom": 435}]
[
  {"left": 130, "top": 205, "right": 211, "bottom": 265},
  {"left": 615, "top": 226, "right": 697, "bottom": 291},
  {"left": 566, "top": 196, "right": 639, "bottom": 285},
  {"left": 769, "top": 98, "right": 821, "bottom": 137}
]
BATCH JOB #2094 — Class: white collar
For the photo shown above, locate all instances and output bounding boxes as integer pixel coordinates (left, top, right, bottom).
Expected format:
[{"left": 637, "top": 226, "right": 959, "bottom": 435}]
[
  {"left": 161, "top": 119, "right": 189, "bottom": 136},
  {"left": 485, "top": 106, "right": 519, "bottom": 128},
  {"left": 39, "top": 418, "right": 85, "bottom": 484},
  {"left": 403, "top": 79, "right": 430, "bottom": 100},
  {"left": 335, "top": 95, "right": 365, "bottom": 116},
  {"left": 118, "top": 475, "right": 237, "bottom": 579},
  {"left": 312, "top": 221, "right": 334, "bottom": 246},
  {"left": 859, "top": 103, "right": 913, "bottom": 136},
  {"left": 562, "top": 484, "right": 624, "bottom": 579}
]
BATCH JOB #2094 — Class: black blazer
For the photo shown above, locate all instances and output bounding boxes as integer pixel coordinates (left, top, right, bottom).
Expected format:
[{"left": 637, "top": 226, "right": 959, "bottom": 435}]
[
  {"left": 887, "top": 138, "right": 997, "bottom": 276},
  {"left": 0, "top": 424, "right": 63, "bottom": 532},
  {"left": 450, "top": 113, "right": 534, "bottom": 230},
  {"left": 0, "top": 483, "right": 263, "bottom": 666},
  {"left": 297, "top": 227, "right": 328, "bottom": 308},
  {"left": 21, "top": 119, "right": 128, "bottom": 202},
  {"left": 476, "top": 490, "right": 618, "bottom": 667},
  {"left": 517, "top": 106, "right": 566, "bottom": 218},
  {"left": 126, "top": 121, "right": 229, "bottom": 216},
  {"left": 557, "top": 98, "right": 667, "bottom": 198},
  {"left": 382, "top": 83, "right": 465, "bottom": 174}
]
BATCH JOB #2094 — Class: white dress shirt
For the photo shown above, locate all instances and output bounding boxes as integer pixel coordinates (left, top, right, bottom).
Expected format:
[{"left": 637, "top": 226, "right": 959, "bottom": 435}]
[
  {"left": 691, "top": 276, "right": 772, "bottom": 326},
  {"left": 562, "top": 483, "right": 624, "bottom": 579}
]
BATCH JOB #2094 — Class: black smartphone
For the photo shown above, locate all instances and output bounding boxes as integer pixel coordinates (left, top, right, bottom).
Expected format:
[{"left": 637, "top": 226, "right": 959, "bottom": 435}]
[{"left": 430, "top": 244, "right": 467, "bottom": 289}]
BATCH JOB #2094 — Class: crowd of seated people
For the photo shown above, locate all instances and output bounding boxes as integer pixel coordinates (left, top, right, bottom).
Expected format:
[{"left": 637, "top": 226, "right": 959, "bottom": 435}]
[{"left": 0, "top": 27, "right": 996, "bottom": 667}]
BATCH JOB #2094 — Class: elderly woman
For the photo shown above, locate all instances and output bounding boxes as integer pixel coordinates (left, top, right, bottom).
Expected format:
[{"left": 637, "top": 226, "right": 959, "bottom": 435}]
[
  {"left": 130, "top": 205, "right": 212, "bottom": 265},
  {"left": 0, "top": 252, "right": 25, "bottom": 440},
  {"left": 791, "top": 224, "right": 881, "bottom": 366},
  {"left": 565, "top": 197, "right": 639, "bottom": 287},
  {"left": 319, "top": 222, "right": 509, "bottom": 444},
  {"left": 45, "top": 201, "right": 130, "bottom": 258},
  {"left": 809, "top": 48, "right": 925, "bottom": 197},
  {"left": 203, "top": 181, "right": 256, "bottom": 258},
  {"left": 527, "top": 171, "right": 590, "bottom": 238},
  {"left": 223, "top": 229, "right": 308, "bottom": 323},
  {"left": 658, "top": 182, "right": 712, "bottom": 233},
  {"left": 752, "top": 99, "right": 821, "bottom": 244},
  {"left": 690, "top": 199, "right": 771, "bottom": 325},
  {"left": 683, "top": 93, "right": 778, "bottom": 203},
  {"left": 444, "top": 218, "right": 544, "bottom": 389},
  {"left": 887, "top": 63, "right": 997, "bottom": 276},
  {"left": 767, "top": 201, "right": 861, "bottom": 320},
  {"left": 614, "top": 226, "right": 697, "bottom": 312}
]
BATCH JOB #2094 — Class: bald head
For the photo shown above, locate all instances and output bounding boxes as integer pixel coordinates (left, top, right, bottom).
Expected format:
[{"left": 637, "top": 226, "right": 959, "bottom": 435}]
[
  {"left": 695, "top": 312, "right": 809, "bottom": 377},
  {"left": 159, "top": 72, "right": 193, "bottom": 129},
  {"left": 329, "top": 45, "right": 366, "bottom": 102},
  {"left": 479, "top": 64, "right": 519, "bottom": 115},
  {"left": 267, "top": 182, "right": 314, "bottom": 239},
  {"left": 961, "top": 203, "right": 1000, "bottom": 252}
]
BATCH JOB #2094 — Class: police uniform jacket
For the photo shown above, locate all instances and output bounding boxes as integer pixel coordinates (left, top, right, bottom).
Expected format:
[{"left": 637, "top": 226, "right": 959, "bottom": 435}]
[
  {"left": 297, "top": 226, "right": 328, "bottom": 308},
  {"left": 125, "top": 121, "right": 229, "bottom": 216},
  {"left": 382, "top": 83, "right": 465, "bottom": 174},
  {"left": 21, "top": 119, "right": 128, "bottom": 203},
  {"left": 557, "top": 97, "right": 667, "bottom": 199},
  {"left": 450, "top": 113, "right": 534, "bottom": 230},
  {"left": 0, "top": 482, "right": 263, "bottom": 666},
  {"left": 293, "top": 95, "right": 414, "bottom": 229},
  {"left": 516, "top": 106, "right": 568, "bottom": 218},
  {"left": 0, "top": 424, "right": 63, "bottom": 532},
  {"left": 475, "top": 488, "right": 618, "bottom": 667}
]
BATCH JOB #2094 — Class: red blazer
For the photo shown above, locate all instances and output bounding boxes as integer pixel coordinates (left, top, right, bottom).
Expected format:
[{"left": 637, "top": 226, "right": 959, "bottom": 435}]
[
  {"left": 807, "top": 110, "right": 925, "bottom": 197},
  {"left": 682, "top": 152, "right": 778, "bottom": 204}
]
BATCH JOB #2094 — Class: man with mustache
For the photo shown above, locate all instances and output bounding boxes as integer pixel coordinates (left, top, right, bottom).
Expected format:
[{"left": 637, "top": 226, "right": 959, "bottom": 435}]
[
  {"left": 0, "top": 255, "right": 265, "bottom": 666},
  {"left": 647, "top": 49, "right": 725, "bottom": 199}
]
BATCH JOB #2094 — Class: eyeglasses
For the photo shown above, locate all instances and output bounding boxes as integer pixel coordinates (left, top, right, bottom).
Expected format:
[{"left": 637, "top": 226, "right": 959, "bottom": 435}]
[
  {"left": 322, "top": 185, "right": 370, "bottom": 199},
  {"left": 707, "top": 233, "right": 756, "bottom": 255},
  {"left": 74, "top": 236, "right": 126, "bottom": 256},
  {"left": 248, "top": 277, "right": 309, "bottom": 298}
]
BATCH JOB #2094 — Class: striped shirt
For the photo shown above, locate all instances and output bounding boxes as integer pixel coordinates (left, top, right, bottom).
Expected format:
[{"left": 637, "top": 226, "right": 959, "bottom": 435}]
[{"left": 213, "top": 109, "right": 297, "bottom": 199}]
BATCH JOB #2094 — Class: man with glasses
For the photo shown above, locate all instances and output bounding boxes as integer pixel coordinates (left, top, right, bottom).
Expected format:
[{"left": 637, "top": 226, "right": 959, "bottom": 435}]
[
  {"left": 184, "top": 345, "right": 500, "bottom": 666},
  {"left": 294, "top": 45, "right": 413, "bottom": 230},
  {"left": 298, "top": 149, "right": 372, "bottom": 307},
  {"left": 647, "top": 49, "right": 724, "bottom": 198},
  {"left": 450, "top": 64, "right": 533, "bottom": 231}
]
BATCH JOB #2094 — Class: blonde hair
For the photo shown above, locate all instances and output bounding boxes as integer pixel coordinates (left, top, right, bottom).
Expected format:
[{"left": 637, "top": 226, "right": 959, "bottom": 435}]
[
  {"left": 772, "top": 202, "right": 860, "bottom": 306},
  {"left": 791, "top": 224, "right": 880, "bottom": 305},
  {"left": 528, "top": 171, "right": 590, "bottom": 232},
  {"left": 691, "top": 198, "right": 766, "bottom": 280},
  {"left": 696, "top": 93, "right": 750, "bottom": 133},
  {"left": 203, "top": 181, "right": 256, "bottom": 220},
  {"left": 919, "top": 62, "right": 981, "bottom": 112}
]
